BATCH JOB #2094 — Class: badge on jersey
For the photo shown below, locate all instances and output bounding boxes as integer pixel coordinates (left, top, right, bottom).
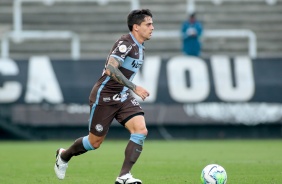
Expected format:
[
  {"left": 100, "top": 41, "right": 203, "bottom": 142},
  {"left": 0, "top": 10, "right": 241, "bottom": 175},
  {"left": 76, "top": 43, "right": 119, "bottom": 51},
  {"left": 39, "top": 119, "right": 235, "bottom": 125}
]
[{"left": 119, "top": 45, "right": 127, "bottom": 53}]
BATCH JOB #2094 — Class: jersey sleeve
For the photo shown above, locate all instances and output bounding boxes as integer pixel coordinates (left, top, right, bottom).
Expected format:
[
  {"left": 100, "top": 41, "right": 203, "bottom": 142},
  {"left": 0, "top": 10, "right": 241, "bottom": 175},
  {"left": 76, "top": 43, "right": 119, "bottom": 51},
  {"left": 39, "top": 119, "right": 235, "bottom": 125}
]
[{"left": 110, "top": 40, "right": 133, "bottom": 62}]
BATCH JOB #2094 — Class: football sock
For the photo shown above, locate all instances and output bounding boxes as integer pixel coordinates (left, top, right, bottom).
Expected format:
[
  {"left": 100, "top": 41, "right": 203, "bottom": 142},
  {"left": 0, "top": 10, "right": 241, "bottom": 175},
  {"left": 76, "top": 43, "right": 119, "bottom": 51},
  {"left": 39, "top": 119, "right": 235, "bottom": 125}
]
[
  {"left": 60, "top": 137, "right": 88, "bottom": 162},
  {"left": 119, "top": 134, "right": 146, "bottom": 176},
  {"left": 82, "top": 135, "right": 95, "bottom": 151}
]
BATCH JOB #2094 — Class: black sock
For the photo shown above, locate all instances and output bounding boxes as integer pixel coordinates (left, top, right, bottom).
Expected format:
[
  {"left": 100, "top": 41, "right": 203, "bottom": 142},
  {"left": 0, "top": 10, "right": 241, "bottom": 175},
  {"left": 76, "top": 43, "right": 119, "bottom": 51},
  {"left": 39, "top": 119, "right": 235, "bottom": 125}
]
[
  {"left": 61, "top": 137, "right": 87, "bottom": 162},
  {"left": 119, "top": 140, "right": 143, "bottom": 176}
]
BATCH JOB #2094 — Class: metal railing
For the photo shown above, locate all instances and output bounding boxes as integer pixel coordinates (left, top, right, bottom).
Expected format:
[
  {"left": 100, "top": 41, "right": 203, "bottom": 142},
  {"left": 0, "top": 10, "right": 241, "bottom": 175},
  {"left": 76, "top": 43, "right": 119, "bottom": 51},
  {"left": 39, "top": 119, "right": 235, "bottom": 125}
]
[
  {"left": 13, "top": 0, "right": 140, "bottom": 35},
  {"left": 1, "top": 30, "right": 80, "bottom": 60},
  {"left": 1, "top": 0, "right": 139, "bottom": 60},
  {"left": 1, "top": 0, "right": 261, "bottom": 59},
  {"left": 207, "top": 0, "right": 277, "bottom": 5},
  {"left": 186, "top": 0, "right": 277, "bottom": 13},
  {"left": 153, "top": 29, "right": 257, "bottom": 58}
]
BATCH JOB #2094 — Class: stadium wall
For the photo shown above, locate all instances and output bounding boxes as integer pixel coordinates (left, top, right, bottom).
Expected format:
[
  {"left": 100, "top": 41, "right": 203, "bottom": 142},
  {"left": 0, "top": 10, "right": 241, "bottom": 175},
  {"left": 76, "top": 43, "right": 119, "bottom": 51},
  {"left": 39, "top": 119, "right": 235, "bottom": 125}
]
[{"left": 0, "top": 55, "right": 282, "bottom": 140}]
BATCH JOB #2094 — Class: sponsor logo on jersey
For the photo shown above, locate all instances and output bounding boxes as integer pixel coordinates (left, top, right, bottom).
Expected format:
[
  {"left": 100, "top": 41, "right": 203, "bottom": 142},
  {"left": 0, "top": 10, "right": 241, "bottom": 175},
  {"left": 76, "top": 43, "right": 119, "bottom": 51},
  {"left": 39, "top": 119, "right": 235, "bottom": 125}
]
[
  {"left": 131, "top": 60, "right": 142, "bottom": 68},
  {"left": 113, "top": 93, "right": 129, "bottom": 101},
  {"left": 131, "top": 98, "right": 140, "bottom": 106},
  {"left": 103, "top": 97, "right": 111, "bottom": 102},
  {"left": 113, "top": 94, "right": 121, "bottom": 101}
]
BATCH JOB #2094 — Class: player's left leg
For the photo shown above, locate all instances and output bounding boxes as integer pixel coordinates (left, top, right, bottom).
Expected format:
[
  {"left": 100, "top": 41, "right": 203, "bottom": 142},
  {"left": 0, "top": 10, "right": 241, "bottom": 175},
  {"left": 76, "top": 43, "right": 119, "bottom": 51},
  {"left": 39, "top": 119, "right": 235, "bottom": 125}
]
[
  {"left": 121, "top": 115, "right": 147, "bottom": 176},
  {"left": 115, "top": 115, "right": 147, "bottom": 184}
]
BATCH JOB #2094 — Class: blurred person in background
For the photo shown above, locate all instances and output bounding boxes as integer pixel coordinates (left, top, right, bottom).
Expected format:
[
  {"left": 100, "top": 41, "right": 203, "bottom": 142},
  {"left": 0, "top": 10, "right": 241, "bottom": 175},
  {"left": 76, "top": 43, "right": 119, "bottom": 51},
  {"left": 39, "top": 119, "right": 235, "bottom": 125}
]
[
  {"left": 54, "top": 9, "right": 154, "bottom": 184},
  {"left": 181, "top": 12, "right": 203, "bottom": 57}
]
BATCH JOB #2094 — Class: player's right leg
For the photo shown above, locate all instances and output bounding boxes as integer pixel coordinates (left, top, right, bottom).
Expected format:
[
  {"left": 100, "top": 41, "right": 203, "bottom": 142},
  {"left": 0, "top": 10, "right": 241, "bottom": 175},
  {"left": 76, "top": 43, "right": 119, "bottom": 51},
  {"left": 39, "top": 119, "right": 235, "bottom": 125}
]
[
  {"left": 115, "top": 115, "right": 147, "bottom": 184},
  {"left": 115, "top": 172, "right": 142, "bottom": 184}
]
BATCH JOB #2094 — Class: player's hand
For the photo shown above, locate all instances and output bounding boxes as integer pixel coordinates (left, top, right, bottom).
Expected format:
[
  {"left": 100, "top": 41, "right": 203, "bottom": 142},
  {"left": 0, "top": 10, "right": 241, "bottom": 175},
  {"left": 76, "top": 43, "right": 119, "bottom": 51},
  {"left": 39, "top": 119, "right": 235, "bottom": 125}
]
[{"left": 134, "top": 86, "right": 150, "bottom": 101}]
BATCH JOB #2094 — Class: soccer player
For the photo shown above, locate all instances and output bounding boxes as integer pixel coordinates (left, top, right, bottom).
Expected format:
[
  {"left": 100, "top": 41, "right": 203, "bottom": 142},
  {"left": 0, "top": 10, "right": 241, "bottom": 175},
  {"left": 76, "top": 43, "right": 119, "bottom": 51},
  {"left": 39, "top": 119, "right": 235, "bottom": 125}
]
[{"left": 54, "top": 9, "right": 154, "bottom": 184}]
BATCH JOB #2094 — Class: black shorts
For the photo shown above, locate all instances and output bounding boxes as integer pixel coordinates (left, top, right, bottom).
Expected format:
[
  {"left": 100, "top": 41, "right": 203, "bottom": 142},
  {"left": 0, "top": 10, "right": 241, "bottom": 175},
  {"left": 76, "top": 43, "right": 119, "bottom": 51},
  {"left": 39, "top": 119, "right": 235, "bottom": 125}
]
[{"left": 88, "top": 96, "right": 144, "bottom": 136}]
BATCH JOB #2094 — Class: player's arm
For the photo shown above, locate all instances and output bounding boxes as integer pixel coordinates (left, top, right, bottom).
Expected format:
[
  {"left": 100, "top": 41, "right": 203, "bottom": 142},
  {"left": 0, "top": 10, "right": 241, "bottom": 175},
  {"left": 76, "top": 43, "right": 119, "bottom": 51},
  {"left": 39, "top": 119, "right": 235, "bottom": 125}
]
[
  {"left": 105, "top": 56, "right": 136, "bottom": 91},
  {"left": 105, "top": 56, "right": 149, "bottom": 100}
]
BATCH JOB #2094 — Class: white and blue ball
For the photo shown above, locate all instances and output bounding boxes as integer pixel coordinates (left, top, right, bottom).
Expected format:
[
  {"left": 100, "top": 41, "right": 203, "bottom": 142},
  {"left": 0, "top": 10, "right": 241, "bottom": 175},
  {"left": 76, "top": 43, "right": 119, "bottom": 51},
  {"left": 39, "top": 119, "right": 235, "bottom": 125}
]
[{"left": 201, "top": 164, "right": 227, "bottom": 184}]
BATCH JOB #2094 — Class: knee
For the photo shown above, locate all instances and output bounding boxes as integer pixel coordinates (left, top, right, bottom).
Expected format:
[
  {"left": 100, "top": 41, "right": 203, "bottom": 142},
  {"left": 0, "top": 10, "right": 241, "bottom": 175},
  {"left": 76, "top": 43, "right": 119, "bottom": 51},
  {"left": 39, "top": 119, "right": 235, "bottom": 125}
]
[
  {"left": 91, "top": 141, "right": 102, "bottom": 149},
  {"left": 88, "top": 137, "right": 103, "bottom": 149},
  {"left": 141, "top": 128, "right": 148, "bottom": 136},
  {"left": 135, "top": 125, "right": 148, "bottom": 136},
  {"left": 82, "top": 135, "right": 103, "bottom": 150}
]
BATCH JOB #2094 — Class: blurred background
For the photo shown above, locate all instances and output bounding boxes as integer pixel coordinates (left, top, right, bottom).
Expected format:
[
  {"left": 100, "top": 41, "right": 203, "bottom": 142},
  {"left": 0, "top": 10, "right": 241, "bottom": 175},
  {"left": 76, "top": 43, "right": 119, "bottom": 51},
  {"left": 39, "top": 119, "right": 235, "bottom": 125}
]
[{"left": 0, "top": 0, "right": 282, "bottom": 140}]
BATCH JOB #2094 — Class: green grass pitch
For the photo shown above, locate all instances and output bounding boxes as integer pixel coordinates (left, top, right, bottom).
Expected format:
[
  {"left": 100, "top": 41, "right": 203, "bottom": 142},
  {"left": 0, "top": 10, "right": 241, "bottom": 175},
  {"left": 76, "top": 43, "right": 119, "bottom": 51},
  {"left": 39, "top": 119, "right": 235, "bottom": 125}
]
[{"left": 0, "top": 139, "right": 281, "bottom": 183}]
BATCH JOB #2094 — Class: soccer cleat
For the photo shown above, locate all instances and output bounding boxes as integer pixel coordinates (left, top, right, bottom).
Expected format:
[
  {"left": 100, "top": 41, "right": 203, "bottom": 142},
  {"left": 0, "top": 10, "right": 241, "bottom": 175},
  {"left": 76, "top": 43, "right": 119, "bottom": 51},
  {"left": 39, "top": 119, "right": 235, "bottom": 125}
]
[
  {"left": 54, "top": 148, "right": 68, "bottom": 180},
  {"left": 115, "top": 173, "right": 142, "bottom": 184}
]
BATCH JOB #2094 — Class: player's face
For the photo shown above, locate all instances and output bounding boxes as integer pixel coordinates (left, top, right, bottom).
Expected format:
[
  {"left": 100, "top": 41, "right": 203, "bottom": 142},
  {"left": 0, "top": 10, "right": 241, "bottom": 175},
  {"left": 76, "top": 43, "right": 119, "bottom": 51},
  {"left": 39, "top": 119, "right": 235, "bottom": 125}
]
[{"left": 138, "top": 16, "right": 154, "bottom": 41}]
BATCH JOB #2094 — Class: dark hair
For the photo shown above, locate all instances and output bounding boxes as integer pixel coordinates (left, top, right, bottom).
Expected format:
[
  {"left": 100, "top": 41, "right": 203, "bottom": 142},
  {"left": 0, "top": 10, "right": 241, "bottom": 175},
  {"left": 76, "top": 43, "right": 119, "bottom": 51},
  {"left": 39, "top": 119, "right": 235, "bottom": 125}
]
[
  {"left": 189, "top": 12, "right": 196, "bottom": 19},
  {"left": 127, "top": 9, "right": 153, "bottom": 31}
]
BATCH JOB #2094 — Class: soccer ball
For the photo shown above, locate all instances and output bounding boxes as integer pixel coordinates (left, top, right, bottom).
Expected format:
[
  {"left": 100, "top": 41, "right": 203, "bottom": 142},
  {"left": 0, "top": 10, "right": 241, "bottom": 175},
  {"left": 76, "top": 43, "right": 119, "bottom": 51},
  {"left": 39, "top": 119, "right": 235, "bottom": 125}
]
[{"left": 201, "top": 164, "right": 227, "bottom": 184}]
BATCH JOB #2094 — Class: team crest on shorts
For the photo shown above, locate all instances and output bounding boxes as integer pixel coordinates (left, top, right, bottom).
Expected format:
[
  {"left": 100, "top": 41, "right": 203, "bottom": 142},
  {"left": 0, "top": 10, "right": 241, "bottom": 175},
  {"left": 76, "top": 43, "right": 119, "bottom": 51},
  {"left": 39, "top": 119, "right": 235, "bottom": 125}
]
[{"left": 95, "top": 124, "right": 103, "bottom": 132}]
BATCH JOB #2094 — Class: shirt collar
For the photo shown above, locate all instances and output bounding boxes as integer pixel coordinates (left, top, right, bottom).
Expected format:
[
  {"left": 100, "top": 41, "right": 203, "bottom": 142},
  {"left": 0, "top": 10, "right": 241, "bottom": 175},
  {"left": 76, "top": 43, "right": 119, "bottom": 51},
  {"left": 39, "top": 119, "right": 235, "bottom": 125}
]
[{"left": 129, "top": 32, "right": 145, "bottom": 49}]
